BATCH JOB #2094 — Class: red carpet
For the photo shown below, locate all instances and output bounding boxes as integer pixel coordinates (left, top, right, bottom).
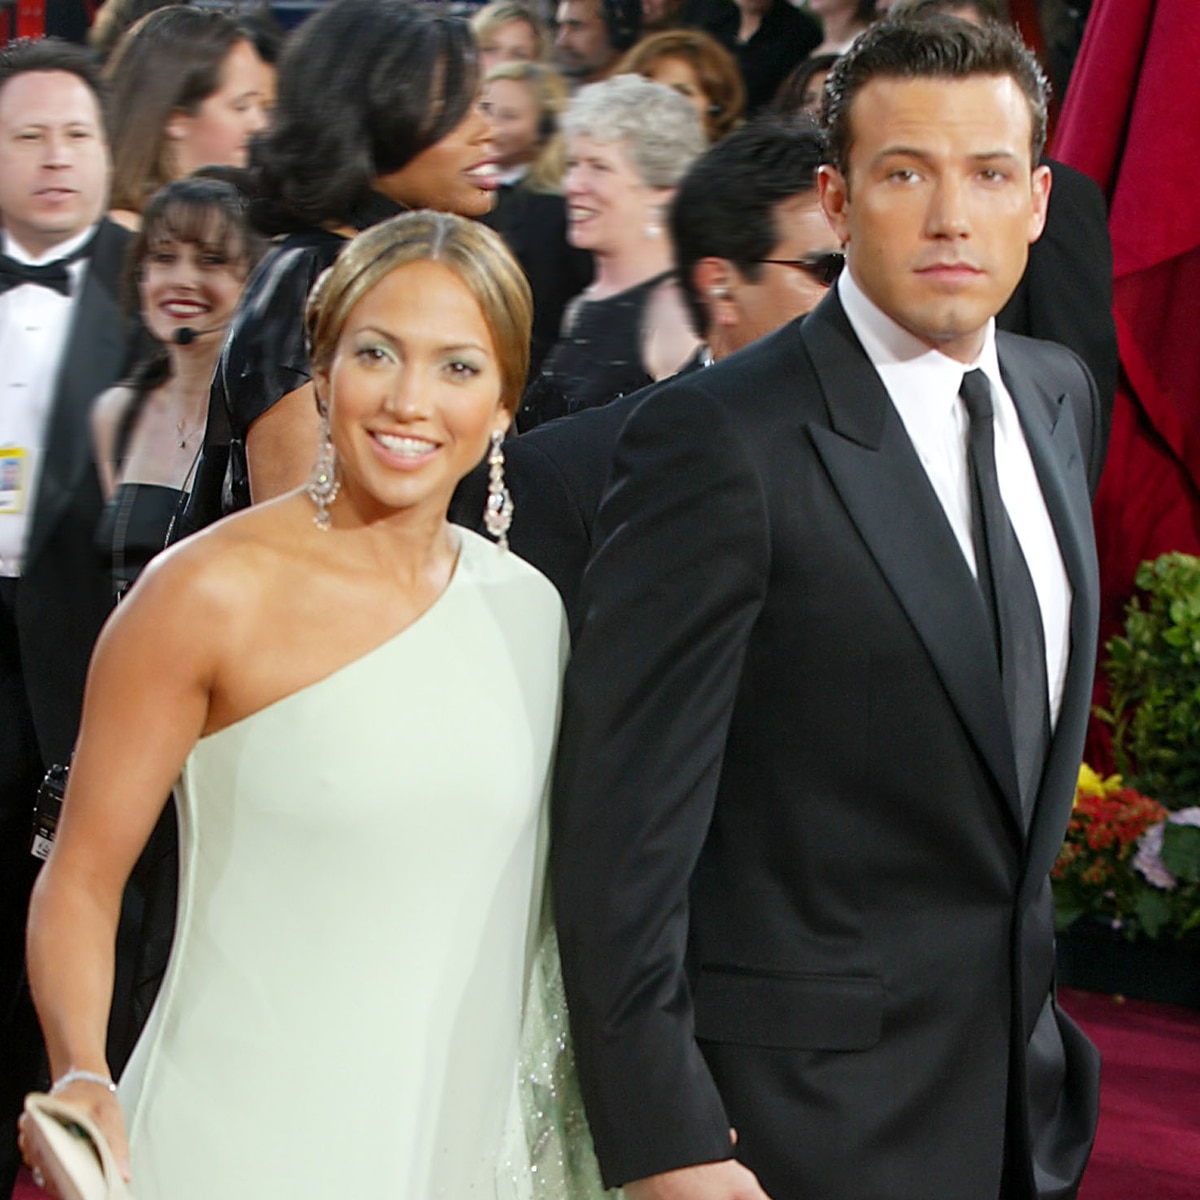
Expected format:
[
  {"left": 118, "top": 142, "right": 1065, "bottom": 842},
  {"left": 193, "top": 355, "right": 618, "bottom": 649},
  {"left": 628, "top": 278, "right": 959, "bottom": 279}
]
[
  {"left": 1061, "top": 987, "right": 1200, "bottom": 1200},
  {"left": 13, "top": 991, "right": 1200, "bottom": 1198}
]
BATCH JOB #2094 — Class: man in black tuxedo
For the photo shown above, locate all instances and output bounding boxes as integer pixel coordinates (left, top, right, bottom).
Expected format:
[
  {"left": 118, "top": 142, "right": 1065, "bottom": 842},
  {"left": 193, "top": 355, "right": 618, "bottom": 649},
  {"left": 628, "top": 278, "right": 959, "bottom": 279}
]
[
  {"left": 554, "top": 18, "right": 1101, "bottom": 1200},
  {"left": 452, "top": 116, "right": 841, "bottom": 632},
  {"left": 0, "top": 38, "right": 134, "bottom": 1196}
]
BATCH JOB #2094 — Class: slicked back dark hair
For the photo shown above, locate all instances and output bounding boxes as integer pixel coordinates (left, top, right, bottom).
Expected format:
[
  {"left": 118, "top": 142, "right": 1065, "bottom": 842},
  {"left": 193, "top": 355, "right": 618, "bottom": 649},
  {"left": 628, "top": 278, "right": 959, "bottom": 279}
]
[
  {"left": 821, "top": 15, "right": 1048, "bottom": 181},
  {"left": 669, "top": 115, "right": 823, "bottom": 337},
  {"left": 0, "top": 37, "right": 109, "bottom": 131},
  {"left": 251, "top": 0, "right": 480, "bottom": 235},
  {"left": 888, "top": 0, "right": 1004, "bottom": 23}
]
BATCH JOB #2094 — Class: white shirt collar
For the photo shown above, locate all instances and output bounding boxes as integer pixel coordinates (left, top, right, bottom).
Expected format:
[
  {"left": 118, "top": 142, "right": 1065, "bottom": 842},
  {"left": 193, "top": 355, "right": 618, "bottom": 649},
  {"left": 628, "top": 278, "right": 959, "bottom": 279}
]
[
  {"left": 3, "top": 222, "right": 99, "bottom": 267},
  {"left": 837, "top": 266, "right": 1002, "bottom": 391}
]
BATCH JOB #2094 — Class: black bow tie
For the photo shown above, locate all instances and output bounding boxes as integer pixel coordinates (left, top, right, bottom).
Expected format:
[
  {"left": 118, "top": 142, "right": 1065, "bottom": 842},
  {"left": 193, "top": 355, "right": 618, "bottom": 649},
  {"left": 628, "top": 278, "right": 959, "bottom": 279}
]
[{"left": 0, "top": 234, "right": 95, "bottom": 297}]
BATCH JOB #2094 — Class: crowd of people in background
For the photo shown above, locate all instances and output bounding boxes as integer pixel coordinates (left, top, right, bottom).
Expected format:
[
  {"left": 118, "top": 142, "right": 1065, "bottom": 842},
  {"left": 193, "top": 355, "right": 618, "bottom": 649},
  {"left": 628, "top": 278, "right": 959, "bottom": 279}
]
[{"left": 0, "top": 0, "right": 1123, "bottom": 1198}]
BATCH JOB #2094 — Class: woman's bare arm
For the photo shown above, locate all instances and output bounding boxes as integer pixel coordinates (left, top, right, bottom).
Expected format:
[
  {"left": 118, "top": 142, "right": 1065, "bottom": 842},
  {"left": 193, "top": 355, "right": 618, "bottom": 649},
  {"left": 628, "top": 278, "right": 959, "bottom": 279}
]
[
  {"left": 245, "top": 382, "right": 320, "bottom": 503},
  {"left": 26, "top": 545, "right": 225, "bottom": 1083},
  {"left": 89, "top": 386, "right": 135, "bottom": 503}
]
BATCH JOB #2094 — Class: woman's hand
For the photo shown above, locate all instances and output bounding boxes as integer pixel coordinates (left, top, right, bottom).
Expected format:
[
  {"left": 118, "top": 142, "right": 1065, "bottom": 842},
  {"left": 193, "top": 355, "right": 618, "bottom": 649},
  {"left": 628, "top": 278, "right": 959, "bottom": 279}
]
[{"left": 18, "top": 1081, "right": 133, "bottom": 1196}]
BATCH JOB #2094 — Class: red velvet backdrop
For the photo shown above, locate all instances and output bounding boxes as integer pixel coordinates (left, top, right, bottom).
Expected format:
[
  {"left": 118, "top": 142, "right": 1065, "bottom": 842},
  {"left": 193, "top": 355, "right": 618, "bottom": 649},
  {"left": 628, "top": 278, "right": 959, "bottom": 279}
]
[{"left": 1052, "top": 0, "right": 1200, "bottom": 771}]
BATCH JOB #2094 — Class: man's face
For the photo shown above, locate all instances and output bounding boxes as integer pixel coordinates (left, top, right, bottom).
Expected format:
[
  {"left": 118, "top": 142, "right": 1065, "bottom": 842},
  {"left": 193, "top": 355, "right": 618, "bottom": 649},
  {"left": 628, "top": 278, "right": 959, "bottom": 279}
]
[
  {"left": 555, "top": 0, "right": 618, "bottom": 83},
  {"left": 819, "top": 74, "right": 1049, "bottom": 363},
  {"left": 0, "top": 70, "right": 109, "bottom": 257},
  {"left": 726, "top": 192, "right": 841, "bottom": 351}
]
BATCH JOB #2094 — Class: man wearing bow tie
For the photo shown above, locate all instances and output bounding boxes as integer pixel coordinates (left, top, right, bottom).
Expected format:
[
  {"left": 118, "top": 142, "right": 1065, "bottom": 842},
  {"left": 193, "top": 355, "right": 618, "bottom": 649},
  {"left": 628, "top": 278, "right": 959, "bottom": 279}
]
[{"left": 0, "top": 38, "right": 135, "bottom": 1196}]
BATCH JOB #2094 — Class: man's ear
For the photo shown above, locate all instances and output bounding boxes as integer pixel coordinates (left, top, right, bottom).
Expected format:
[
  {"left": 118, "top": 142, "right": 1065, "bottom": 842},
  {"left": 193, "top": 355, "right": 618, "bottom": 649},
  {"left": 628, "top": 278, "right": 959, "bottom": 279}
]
[
  {"left": 1028, "top": 161, "right": 1052, "bottom": 244},
  {"left": 693, "top": 257, "right": 739, "bottom": 329},
  {"left": 818, "top": 164, "right": 851, "bottom": 246}
]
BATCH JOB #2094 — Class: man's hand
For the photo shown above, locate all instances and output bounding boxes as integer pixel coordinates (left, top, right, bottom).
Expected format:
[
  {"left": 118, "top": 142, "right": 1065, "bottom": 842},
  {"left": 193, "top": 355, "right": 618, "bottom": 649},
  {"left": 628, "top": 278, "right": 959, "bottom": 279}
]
[{"left": 624, "top": 1158, "right": 774, "bottom": 1199}]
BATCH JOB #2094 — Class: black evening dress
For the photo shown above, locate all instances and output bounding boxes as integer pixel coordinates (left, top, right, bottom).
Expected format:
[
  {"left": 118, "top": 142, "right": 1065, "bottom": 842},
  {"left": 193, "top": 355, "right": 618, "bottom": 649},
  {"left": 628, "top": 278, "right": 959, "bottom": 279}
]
[{"left": 518, "top": 271, "right": 673, "bottom": 432}]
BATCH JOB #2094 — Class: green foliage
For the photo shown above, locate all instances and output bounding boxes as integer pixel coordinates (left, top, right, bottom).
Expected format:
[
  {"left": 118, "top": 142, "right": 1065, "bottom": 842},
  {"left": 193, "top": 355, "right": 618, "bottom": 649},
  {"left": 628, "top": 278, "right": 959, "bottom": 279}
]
[{"left": 1101, "top": 553, "right": 1200, "bottom": 810}]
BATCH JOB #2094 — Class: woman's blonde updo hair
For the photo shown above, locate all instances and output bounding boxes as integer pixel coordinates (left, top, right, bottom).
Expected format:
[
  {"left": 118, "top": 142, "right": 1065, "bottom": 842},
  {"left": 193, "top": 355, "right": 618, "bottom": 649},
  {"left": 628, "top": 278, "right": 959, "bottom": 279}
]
[
  {"left": 471, "top": 1, "right": 552, "bottom": 63},
  {"left": 306, "top": 211, "right": 533, "bottom": 416}
]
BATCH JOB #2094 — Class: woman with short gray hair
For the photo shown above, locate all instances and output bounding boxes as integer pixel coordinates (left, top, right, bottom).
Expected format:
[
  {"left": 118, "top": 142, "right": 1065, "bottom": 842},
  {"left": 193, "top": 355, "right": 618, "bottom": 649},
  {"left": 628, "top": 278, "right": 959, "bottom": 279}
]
[{"left": 519, "top": 74, "right": 707, "bottom": 428}]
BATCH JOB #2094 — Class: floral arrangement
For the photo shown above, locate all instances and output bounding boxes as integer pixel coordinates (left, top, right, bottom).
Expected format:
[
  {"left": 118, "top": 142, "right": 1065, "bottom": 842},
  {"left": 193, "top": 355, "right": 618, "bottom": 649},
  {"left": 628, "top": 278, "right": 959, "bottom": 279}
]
[{"left": 1052, "top": 765, "right": 1200, "bottom": 939}]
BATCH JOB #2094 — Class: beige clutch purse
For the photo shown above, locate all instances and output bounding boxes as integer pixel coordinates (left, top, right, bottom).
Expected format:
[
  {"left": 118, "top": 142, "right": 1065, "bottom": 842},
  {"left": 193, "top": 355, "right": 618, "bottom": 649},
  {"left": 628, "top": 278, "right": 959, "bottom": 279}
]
[{"left": 22, "top": 1093, "right": 135, "bottom": 1200}]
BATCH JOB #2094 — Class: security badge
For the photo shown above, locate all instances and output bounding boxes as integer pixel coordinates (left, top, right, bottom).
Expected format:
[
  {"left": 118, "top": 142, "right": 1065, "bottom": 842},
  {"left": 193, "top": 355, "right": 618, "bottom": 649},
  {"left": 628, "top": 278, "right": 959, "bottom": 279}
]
[
  {"left": 0, "top": 446, "right": 28, "bottom": 514},
  {"left": 31, "top": 763, "right": 69, "bottom": 861}
]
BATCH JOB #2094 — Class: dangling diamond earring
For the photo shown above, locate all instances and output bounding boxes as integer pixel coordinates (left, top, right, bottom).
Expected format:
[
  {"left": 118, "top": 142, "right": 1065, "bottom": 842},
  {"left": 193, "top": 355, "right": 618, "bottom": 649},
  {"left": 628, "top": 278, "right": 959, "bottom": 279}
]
[
  {"left": 306, "top": 407, "right": 340, "bottom": 531},
  {"left": 484, "top": 429, "right": 513, "bottom": 550},
  {"left": 644, "top": 206, "right": 663, "bottom": 240}
]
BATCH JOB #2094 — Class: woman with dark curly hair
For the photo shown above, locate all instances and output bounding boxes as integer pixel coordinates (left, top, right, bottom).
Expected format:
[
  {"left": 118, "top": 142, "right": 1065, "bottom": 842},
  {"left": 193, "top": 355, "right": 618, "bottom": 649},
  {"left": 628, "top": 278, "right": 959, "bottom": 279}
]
[{"left": 184, "top": 0, "right": 498, "bottom": 529}]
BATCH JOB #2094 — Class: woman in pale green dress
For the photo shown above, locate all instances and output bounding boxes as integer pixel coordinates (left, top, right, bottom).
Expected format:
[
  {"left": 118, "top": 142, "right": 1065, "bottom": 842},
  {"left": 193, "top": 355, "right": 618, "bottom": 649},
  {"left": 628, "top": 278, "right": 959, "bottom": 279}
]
[{"left": 22, "top": 212, "right": 598, "bottom": 1198}]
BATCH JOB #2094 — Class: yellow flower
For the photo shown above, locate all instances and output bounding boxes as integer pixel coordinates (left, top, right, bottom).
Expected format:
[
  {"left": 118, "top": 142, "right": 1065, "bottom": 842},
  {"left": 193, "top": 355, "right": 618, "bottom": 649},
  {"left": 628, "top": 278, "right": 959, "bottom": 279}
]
[{"left": 1076, "top": 762, "right": 1124, "bottom": 803}]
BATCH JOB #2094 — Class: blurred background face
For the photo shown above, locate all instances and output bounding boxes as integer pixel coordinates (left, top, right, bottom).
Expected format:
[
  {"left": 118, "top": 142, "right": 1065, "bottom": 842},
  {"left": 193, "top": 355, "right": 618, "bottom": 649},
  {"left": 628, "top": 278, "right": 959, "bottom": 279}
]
[
  {"left": 478, "top": 17, "right": 541, "bottom": 74},
  {"left": 642, "top": 55, "right": 712, "bottom": 137},
  {"left": 555, "top": 0, "right": 617, "bottom": 82},
  {"left": 564, "top": 133, "right": 660, "bottom": 255},
  {"left": 481, "top": 77, "right": 542, "bottom": 172},
  {"left": 731, "top": 192, "right": 841, "bottom": 345},
  {"left": 167, "top": 39, "right": 273, "bottom": 175},
  {"left": 799, "top": 67, "right": 831, "bottom": 114},
  {"left": 139, "top": 230, "right": 246, "bottom": 346},
  {"left": 0, "top": 70, "right": 110, "bottom": 256},
  {"left": 375, "top": 103, "right": 498, "bottom": 218}
]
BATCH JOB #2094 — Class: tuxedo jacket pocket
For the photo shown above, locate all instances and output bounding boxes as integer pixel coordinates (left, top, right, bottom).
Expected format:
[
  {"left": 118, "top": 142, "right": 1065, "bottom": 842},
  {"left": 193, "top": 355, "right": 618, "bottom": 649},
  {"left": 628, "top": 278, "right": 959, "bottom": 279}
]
[{"left": 693, "top": 965, "right": 883, "bottom": 1051}]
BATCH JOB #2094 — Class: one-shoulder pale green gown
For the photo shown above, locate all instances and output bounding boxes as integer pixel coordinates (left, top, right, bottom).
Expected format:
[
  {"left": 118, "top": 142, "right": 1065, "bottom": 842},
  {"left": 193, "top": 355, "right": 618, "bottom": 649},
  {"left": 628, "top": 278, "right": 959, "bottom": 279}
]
[{"left": 117, "top": 530, "right": 569, "bottom": 1199}]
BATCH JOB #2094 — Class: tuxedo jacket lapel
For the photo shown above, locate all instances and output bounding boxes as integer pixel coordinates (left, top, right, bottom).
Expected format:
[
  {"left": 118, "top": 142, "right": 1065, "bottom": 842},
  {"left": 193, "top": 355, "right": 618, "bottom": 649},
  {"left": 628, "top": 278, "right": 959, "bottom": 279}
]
[
  {"left": 801, "top": 296, "right": 1022, "bottom": 826},
  {"left": 1000, "top": 344, "right": 1100, "bottom": 892},
  {"left": 26, "top": 221, "right": 128, "bottom": 569}
]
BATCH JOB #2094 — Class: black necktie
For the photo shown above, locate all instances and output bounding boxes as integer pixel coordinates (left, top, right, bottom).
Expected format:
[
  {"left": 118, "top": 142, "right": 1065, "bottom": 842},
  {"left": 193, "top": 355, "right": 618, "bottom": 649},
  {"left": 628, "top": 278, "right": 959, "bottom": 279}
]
[
  {"left": 961, "top": 369, "right": 1050, "bottom": 820},
  {"left": 0, "top": 233, "right": 95, "bottom": 298}
]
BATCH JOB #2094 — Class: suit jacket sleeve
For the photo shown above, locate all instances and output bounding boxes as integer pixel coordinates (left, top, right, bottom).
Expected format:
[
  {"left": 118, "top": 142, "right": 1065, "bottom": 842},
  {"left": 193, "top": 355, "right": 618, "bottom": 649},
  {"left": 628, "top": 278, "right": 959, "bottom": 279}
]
[{"left": 552, "top": 380, "right": 770, "bottom": 1187}]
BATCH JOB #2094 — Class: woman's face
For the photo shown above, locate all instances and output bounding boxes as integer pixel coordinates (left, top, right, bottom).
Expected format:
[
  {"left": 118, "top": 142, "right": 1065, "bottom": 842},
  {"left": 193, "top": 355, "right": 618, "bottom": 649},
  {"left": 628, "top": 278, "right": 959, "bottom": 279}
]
[
  {"left": 374, "top": 101, "right": 498, "bottom": 218},
  {"left": 797, "top": 67, "right": 831, "bottom": 114},
  {"left": 643, "top": 56, "right": 714, "bottom": 141},
  {"left": 481, "top": 77, "right": 543, "bottom": 172},
  {"left": 478, "top": 18, "right": 540, "bottom": 75},
  {"left": 564, "top": 133, "right": 668, "bottom": 256},
  {"left": 139, "top": 231, "right": 246, "bottom": 348},
  {"left": 167, "top": 39, "right": 273, "bottom": 176},
  {"left": 316, "top": 260, "right": 509, "bottom": 524}
]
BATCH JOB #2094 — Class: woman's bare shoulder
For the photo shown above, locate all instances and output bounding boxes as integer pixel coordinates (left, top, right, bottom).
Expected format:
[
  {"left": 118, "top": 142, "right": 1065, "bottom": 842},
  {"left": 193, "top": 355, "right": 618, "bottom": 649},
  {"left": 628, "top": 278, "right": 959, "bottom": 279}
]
[{"left": 119, "top": 494, "right": 311, "bottom": 640}]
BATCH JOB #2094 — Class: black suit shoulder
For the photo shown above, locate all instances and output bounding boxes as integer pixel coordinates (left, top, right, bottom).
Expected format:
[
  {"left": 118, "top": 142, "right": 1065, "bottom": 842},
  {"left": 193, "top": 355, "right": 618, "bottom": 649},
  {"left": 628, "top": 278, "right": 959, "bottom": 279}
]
[
  {"left": 997, "top": 157, "right": 1115, "bottom": 457},
  {"left": 996, "top": 327, "right": 1104, "bottom": 494},
  {"left": 450, "top": 390, "right": 649, "bottom": 634}
]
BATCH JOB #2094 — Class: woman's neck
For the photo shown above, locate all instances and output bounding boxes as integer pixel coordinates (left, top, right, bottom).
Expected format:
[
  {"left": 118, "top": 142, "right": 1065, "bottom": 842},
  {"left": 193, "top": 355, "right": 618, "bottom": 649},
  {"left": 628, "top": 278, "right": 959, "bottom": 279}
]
[
  {"left": 588, "top": 240, "right": 675, "bottom": 300},
  {"left": 165, "top": 343, "right": 222, "bottom": 420},
  {"left": 736, "top": 0, "right": 767, "bottom": 42},
  {"left": 818, "top": 9, "right": 866, "bottom": 49}
]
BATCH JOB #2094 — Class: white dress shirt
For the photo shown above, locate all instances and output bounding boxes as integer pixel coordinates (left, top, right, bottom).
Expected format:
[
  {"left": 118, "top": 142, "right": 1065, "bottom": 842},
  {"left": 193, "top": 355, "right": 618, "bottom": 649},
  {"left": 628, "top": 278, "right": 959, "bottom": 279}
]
[
  {"left": 0, "top": 224, "right": 95, "bottom": 576},
  {"left": 838, "top": 270, "right": 1072, "bottom": 724}
]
